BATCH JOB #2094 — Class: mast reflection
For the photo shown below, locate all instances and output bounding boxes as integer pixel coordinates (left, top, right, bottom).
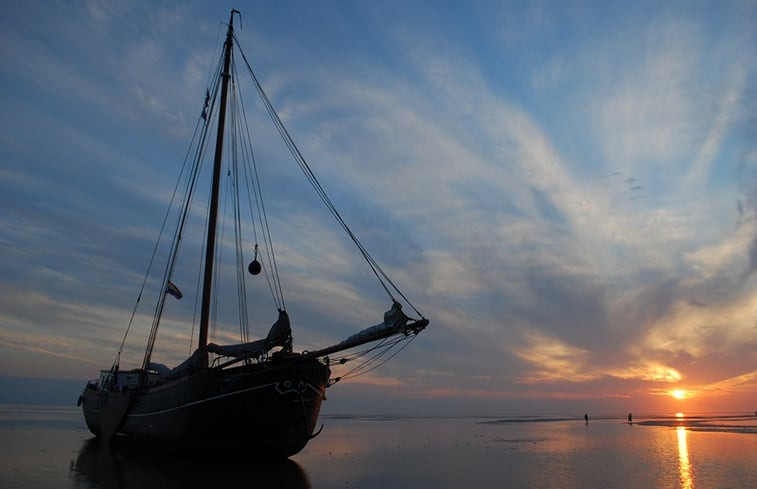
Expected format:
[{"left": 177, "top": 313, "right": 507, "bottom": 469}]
[{"left": 70, "top": 438, "right": 311, "bottom": 489}]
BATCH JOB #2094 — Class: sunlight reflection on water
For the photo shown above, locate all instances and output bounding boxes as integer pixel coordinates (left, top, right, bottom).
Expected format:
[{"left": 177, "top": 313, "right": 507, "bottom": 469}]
[{"left": 677, "top": 426, "right": 694, "bottom": 489}]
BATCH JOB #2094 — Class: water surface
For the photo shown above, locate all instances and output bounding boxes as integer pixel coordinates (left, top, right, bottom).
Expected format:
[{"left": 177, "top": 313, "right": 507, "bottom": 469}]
[{"left": 1, "top": 405, "right": 754, "bottom": 488}]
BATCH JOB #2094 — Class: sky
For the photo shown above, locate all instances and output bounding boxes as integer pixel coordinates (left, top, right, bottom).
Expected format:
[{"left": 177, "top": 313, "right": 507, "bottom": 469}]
[{"left": 0, "top": 0, "right": 755, "bottom": 415}]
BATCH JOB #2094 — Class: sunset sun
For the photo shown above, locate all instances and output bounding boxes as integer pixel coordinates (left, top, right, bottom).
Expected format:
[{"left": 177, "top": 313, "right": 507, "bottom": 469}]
[{"left": 671, "top": 389, "right": 687, "bottom": 400}]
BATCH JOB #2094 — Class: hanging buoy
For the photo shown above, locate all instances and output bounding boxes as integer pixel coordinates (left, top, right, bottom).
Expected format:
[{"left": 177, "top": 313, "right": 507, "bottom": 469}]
[{"left": 248, "top": 243, "right": 261, "bottom": 275}]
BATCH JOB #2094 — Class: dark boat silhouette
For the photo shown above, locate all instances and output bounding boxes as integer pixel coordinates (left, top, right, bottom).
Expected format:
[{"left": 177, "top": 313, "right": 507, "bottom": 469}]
[{"left": 79, "top": 10, "right": 427, "bottom": 459}]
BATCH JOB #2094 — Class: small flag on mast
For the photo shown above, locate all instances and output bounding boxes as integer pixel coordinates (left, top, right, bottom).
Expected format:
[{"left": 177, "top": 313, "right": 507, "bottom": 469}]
[{"left": 166, "top": 280, "right": 183, "bottom": 300}]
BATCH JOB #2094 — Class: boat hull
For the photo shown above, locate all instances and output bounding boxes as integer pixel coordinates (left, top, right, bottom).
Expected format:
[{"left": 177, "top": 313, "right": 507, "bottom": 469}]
[{"left": 81, "top": 356, "right": 330, "bottom": 458}]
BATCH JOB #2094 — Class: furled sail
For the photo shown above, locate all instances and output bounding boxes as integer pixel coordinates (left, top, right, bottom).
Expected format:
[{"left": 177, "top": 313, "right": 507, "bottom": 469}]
[
  {"left": 341, "top": 302, "right": 408, "bottom": 345},
  {"left": 304, "top": 302, "right": 428, "bottom": 359},
  {"left": 207, "top": 340, "right": 268, "bottom": 359},
  {"left": 208, "top": 310, "right": 292, "bottom": 359}
]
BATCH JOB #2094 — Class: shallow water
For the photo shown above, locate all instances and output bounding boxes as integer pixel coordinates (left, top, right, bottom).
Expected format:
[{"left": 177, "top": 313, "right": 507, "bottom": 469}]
[{"left": 1, "top": 405, "right": 755, "bottom": 489}]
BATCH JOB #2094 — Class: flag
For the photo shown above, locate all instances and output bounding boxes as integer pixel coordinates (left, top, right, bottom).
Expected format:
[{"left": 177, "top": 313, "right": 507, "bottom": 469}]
[{"left": 166, "top": 280, "right": 183, "bottom": 300}]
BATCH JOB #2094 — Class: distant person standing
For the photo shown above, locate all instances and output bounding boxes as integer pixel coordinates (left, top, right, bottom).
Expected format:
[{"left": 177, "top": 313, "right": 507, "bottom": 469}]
[
  {"left": 585, "top": 413, "right": 589, "bottom": 424},
  {"left": 628, "top": 413, "right": 633, "bottom": 424}
]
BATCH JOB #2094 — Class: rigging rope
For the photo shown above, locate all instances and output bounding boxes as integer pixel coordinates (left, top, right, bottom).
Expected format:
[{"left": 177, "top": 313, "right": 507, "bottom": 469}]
[
  {"left": 346, "top": 334, "right": 417, "bottom": 378},
  {"left": 231, "top": 58, "right": 287, "bottom": 311},
  {"left": 138, "top": 53, "right": 224, "bottom": 369},
  {"left": 233, "top": 35, "right": 424, "bottom": 319},
  {"left": 326, "top": 333, "right": 418, "bottom": 382},
  {"left": 228, "top": 74, "right": 249, "bottom": 343}
]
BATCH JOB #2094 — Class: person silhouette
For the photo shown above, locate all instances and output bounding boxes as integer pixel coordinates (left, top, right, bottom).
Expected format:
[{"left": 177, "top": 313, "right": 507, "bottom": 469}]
[
  {"left": 628, "top": 413, "right": 633, "bottom": 424},
  {"left": 585, "top": 413, "right": 589, "bottom": 424}
]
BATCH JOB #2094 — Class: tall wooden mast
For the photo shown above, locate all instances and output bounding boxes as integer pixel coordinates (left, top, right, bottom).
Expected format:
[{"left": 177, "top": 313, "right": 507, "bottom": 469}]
[{"left": 198, "top": 10, "right": 238, "bottom": 351}]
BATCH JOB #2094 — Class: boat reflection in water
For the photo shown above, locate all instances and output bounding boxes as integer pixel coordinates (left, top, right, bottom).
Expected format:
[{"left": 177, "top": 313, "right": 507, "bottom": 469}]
[
  {"left": 676, "top": 413, "right": 694, "bottom": 489},
  {"left": 70, "top": 438, "right": 311, "bottom": 489}
]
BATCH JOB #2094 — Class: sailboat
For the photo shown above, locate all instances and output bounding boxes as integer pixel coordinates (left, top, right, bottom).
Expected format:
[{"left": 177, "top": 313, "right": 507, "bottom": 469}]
[{"left": 79, "top": 10, "right": 428, "bottom": 459}]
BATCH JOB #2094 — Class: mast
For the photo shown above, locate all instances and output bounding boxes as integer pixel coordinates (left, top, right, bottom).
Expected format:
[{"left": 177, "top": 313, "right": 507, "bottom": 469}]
[{"left": 198, "top": 10, "right": 238, "bottom": 351}]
